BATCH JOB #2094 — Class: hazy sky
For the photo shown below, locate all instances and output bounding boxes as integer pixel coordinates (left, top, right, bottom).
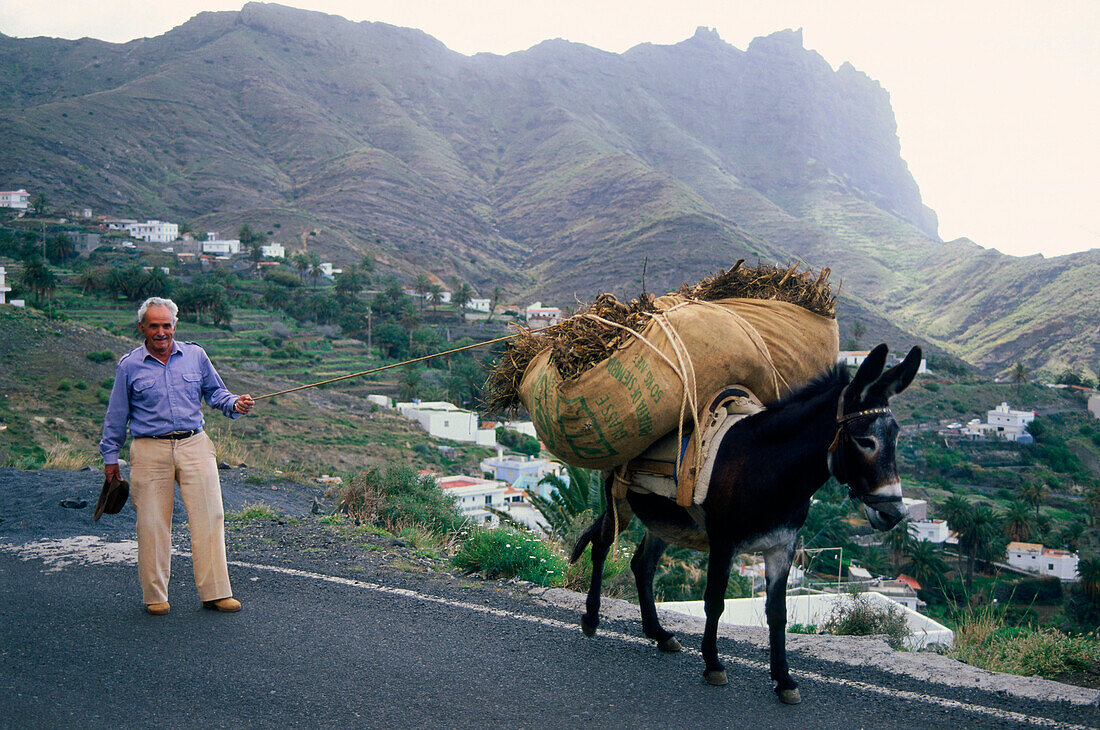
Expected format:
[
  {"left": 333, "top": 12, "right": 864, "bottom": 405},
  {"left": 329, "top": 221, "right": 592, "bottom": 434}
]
[{"left": 2, "top": 1, "right": 1096, "bottom": 258}]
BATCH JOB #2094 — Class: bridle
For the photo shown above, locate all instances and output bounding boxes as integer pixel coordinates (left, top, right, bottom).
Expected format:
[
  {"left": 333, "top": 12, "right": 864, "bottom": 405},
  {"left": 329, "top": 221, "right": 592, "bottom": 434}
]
[{"left": 827, "top": 386, "right": 900, "bottom": 507}]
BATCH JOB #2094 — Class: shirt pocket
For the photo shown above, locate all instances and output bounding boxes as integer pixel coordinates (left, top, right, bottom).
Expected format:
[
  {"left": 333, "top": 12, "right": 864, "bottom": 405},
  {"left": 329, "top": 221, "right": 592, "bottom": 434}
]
[
  {"left": 132, "top": 377, "right": 157, "bottom": 402},
  {"left": 180, "top": 372, "right": 203, "bottom": 401}
]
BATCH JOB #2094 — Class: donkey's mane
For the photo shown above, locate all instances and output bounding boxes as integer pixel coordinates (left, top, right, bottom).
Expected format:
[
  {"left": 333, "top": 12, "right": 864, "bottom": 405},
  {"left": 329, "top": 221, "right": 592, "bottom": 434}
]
[{"left": 746, "top": 365, "right": 850, "bottom": 438}]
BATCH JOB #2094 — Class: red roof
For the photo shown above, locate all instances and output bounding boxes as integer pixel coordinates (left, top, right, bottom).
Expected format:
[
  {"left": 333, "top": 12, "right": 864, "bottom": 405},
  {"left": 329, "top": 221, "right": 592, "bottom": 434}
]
[
  {"left": 440, "top": 478, "right": 479, "bottom": 489},
  {"left": 896, "top": 574, "right": 922, "bottom": 591}
]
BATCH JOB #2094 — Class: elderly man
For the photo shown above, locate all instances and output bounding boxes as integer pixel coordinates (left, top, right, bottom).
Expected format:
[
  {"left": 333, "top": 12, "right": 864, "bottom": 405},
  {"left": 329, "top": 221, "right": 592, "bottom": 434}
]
[{"left": 100, "top": 296, "right": 255, "bottom": 615}]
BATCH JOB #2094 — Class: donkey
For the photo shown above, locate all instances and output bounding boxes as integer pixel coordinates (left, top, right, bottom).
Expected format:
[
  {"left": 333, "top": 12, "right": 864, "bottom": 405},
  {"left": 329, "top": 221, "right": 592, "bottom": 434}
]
[{"left": 570, "top": 343, "right": 922, "bottom": 704}]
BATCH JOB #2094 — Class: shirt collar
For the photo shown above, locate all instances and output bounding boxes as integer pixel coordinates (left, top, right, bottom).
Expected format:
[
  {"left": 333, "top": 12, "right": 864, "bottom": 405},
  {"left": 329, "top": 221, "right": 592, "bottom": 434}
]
[{"left": 140, "top": 340, "right": 183, "bottom": 361}]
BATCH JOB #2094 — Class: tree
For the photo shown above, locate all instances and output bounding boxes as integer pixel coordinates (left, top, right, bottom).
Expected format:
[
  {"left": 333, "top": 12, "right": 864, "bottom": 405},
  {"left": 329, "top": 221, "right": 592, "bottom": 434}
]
[
  {"left": 334, "top": 267, "right": 363, "bottom": 302},
  {"left": 413, "top": 274, "right": 430, "bottom": 310},
  {"left": 291, "top": 251, "right": 311, "bottom": 283},
  {"left": 955, "top": 504, "right": 1003, "bottom": 593},
  {"left": 903, "top": 539, "right": 949, "bottom": 591},
  {"left": 1085, "top": 487, "right": 1100, "bottom": 528},
  {"left": 1079, "top": 555, "right": 1100, "bottom": 601},
  {"left": 1020, "top": 481, "right": 1049, "bottom": 519},
  {"left": 306, "top": 253, "right": 323, "bottom": 287},
  {"left": 31, "top": 193, "right": 47, "bottom": 216},
  {"left": 427, "top": 283, "right": 443, "bottom": 312},
  {"left": 18, "top": 257, "right": 56, "bottom": 304},
  {"left": 529, "top": 465, "right": 604, "bottom": 535},
  {"left": 1012, "top": 362, "right": 1028, "bottom": 398},
  {"left": 487, "top": 286, "right": 503, "bottom": 322},
  {"left": 942, "top": 494, "right": 973, "bottom": 576},
  {"left": 883, "top": 518, "right": 914, "bottom": 573},
  {"left": 375, "top": 322, "right": 408, "bottom": 359},
  {"left": 851, "top": 321, "right": 866, "bottom": 346},
  {"left": 1002, "top": 500, "right": 1032, "bottom": 542},
  {"left": 452, "top": 282, "right": 473, "bottom": 314},
  {"left": 45, "top": 233, "right": 75, "bottom": 264}
]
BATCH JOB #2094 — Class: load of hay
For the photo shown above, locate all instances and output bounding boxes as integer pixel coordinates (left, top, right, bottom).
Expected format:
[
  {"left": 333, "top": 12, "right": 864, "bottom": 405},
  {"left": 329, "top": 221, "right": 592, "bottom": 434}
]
[{"left": 486, "top": 261, "right": 839, "bottom": 469}]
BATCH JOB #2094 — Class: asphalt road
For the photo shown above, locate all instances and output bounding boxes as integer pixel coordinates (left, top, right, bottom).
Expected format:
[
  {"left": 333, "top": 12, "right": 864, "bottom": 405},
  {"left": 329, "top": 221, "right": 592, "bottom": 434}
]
[{"left": 2, "top": 546, "right": 1097, "bottom": 730}]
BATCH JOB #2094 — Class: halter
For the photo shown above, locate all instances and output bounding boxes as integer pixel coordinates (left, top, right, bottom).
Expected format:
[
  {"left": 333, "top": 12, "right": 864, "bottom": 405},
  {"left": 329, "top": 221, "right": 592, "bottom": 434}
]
[{"left": 826, "top": 386, "right": 899, "bottom": 505}]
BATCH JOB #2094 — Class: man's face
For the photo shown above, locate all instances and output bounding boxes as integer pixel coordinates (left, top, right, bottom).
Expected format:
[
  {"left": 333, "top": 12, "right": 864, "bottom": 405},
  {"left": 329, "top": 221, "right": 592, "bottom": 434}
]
[{"left": 139, "top": 305, "right": 175, "bottom": 356}]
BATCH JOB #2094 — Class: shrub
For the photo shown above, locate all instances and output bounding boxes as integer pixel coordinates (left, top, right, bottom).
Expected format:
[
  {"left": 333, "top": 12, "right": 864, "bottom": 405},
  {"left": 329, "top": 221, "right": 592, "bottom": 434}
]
[
  {"left": 227, "top": 502, "right": 279, "bottom": 523},
  {"left": 57, "top": 379, "right": 71, "bottom": 391},
  {"left": 951, "top": 606, "right": 1100, "bottom": 678},
  {"left": 86, "top": 350, "right": 115, "bottom": 363},
  {"left": 789, "top": 623, "right": 818, "bottom": 634},
  {"left": 452, "top": 527, "right": 568, "bottom": 586},
  {"left": 994, "top": 578, "right": 1063, "bottom": 606},
  {"left": 333, "top": 465, "right": 463, "bottom": 535},
  {"left": 822, "top": 594, "right": 911, "bottom": 649}
]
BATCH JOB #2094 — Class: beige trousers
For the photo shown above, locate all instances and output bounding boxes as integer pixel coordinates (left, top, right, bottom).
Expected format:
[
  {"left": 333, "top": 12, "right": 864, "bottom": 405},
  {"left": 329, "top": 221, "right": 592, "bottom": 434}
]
[{"left": 129, "top": 431, "right": 232, "bottom": 604}]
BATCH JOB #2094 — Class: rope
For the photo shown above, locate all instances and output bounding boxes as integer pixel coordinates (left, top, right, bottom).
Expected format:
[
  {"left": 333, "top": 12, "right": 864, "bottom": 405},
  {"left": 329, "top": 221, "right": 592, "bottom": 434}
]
[{"left": 252, "top": 333, "right": 516, "bottom": 401}]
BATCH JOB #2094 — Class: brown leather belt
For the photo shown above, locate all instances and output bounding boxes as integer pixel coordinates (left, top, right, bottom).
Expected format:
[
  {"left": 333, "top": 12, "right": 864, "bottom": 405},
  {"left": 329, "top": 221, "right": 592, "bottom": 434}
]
[{"left": 150, "top": 429, "right": 201, "bottom": 440}]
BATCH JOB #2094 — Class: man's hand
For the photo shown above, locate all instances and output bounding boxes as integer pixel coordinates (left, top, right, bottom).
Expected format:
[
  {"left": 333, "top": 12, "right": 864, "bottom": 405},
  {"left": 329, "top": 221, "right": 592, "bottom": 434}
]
[
  {"left": 235, "top": 394, "right": 255, "bottom": 414},
  {"left": 104, "top": 463, "right": 121, "bottom": 482}
]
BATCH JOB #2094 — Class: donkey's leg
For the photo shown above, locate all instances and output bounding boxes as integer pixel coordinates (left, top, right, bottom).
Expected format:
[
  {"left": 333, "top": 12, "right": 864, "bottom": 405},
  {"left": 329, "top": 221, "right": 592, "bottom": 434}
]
[
  {"left": 631, "top": 531, "right": 680, "bottom": 652},
  {"left": 764, "top": 539, "right": 801, "bottom": 704},
  {"left": 701, "top": 540, "right": 735, "bottom": 686},
  {"left": 580, "top": 472, "right": 621, "bottom": 637}
]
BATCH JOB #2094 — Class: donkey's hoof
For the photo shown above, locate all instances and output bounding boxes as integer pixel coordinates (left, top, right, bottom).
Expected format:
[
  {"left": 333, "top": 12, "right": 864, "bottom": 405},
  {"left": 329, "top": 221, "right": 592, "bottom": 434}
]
[
  {"left": 657, "top": 636, "right": 682, "bottom": 653},
  {"left": 580, "top": 615, "right": 597, "bottom": 637},
  {"left": 704, "top": 669, "right": 728, "bottom": 686},
  {"left": 777, "top": 688, "right": 802, "bottom": 705}
]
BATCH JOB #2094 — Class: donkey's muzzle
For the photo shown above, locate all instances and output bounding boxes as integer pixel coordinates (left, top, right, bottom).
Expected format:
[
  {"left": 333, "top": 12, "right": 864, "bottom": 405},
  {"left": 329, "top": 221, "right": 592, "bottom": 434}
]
[{"left": 863, "top": 497, "right": 907, "bottom": 531}]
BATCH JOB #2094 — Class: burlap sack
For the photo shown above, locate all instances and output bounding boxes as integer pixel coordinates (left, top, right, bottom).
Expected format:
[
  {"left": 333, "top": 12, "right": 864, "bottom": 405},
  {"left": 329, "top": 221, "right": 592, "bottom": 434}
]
[{"left": 517, "top": 297, "right": 838, "bottom": 469}]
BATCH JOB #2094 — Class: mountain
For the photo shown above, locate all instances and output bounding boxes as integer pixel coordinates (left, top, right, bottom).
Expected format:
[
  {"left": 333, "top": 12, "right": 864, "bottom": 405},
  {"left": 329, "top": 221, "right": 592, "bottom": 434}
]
[{"left": 0, "top": 3, "right": 1095, "bottom": 375}]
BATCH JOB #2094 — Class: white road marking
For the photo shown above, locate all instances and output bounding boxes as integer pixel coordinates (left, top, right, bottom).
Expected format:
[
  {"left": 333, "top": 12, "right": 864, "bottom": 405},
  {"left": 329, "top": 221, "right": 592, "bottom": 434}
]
[
  {"left": 1, "top": 538, "right": 1094, "bottom": 728},
  {"left": 228, "top": 559, "right": 1097, "bottom": 730}
]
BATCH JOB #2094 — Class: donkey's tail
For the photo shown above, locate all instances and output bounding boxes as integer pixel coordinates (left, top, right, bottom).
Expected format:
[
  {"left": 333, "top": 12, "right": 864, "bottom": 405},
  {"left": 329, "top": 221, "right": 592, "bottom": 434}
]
[{"left": 569, "top": 513, "right": 604, "bottom": 563}]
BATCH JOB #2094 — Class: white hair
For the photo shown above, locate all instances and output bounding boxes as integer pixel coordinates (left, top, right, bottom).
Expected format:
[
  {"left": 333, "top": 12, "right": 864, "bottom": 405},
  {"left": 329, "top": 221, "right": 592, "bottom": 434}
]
[{"left": 137, "top": 297, "right": 178, "bottom": 325}]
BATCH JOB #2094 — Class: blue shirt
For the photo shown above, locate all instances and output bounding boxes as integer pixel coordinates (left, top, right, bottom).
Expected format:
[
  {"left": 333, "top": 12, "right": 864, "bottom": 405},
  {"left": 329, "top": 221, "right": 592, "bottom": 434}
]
[{"left": 99, "top": 340, "right": 241, "bottom": 464}]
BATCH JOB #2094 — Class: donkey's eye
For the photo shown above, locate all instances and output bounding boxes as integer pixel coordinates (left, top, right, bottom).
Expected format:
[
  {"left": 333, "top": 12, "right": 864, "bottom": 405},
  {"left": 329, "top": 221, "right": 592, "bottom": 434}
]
[{"left": 854, "top": 437, "right": 877, "bottom": 451}]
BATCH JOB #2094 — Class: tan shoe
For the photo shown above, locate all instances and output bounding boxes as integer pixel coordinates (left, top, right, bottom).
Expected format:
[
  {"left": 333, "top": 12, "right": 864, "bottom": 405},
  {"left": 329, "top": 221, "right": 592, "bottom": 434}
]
[
  {"left": 202, "top": 597, "right": 241, "bottom": 613},
  {"left": 145, "top": 601, "right": 170, "bottom": 615}
]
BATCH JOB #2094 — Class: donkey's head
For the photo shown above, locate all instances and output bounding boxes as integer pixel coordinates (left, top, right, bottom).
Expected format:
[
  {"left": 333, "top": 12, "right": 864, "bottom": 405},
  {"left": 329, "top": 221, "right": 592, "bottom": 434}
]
[{"left": 829, "top": 343, "right": 922, "bottom": 531}]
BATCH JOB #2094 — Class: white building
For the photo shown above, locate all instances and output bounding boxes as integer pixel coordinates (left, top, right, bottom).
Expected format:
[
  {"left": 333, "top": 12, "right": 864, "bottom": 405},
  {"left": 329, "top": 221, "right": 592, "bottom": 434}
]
[
  {"left": 901, "top": 497, "right": 928, "bottom": 521},
  {"left": 908, "top": 519, "right": 950, "bottom": 543},
  {"left": 319, "top": 262, "right": 342, "bottom": 280},
  {"left": 260, "top": 242, "right": 285, "bottom": 259},
  {"left": 503, "top": 420, "right": 538, "bottom": 439},
  {"left": 467, "top": 298, "right": 491, "bottom": 312},
  {"left": 0, "top": 189, "right": 30, "bottom": 209},
  {"left": 963, "top": 402, "right": 1036, "bottom": 442},
  {"left": 366, "top": 394, "right": 392, "bottom": 409},
  {"left": 202, "top": 239, "right": 241, "bottom": 256},
  {"left": 525, "top": 302, "right": 563, "bottom": 329},
  {"left": 656, "top": 591, "right": 953, "bottom": 650},
  {"left": 839, "top": 350, "right": 928, "bottom": 374},
  {"left": 396, "top": 401, "right": 497, "bottom": 446},
  {"left": 436, "top": 475, "right": 534, "bottom": 527},
  {"left": 1007, "top": 542, "right": 1080, "bottom": 580},
  {"left": 1089, "top": 394, "right": 1100, "bottom": 420},
  {"left": 0, "top": 266, "right": 11, "bottom": 304},
  {"left": 480, "top": 454, "right": 560, "bottom": 485},
  {"left": 124, "top": 220, "right": 179, "bottom": 243}
]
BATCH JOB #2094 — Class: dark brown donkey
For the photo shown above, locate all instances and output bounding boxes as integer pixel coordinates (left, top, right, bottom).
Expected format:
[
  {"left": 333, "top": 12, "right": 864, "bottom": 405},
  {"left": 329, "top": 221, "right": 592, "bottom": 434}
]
[{"left": 570, "top": 343, "right": 922, "bottom": 704}]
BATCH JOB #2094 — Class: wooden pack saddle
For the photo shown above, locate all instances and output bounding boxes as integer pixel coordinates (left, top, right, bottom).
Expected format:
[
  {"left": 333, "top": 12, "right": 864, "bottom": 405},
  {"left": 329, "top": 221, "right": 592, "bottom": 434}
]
[{"left": 613, "top": 384, "right": 765, "bottom": 507}]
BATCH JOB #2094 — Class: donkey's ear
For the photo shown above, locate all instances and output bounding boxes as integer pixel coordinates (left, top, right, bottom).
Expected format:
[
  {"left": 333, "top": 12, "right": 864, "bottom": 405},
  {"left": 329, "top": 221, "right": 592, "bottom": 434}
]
[
  {"left": 870, "top": 346, "right": 922, "bottom": 399},
  {"left": 849, "top": 343, "right": 889, "bottom": 403}
]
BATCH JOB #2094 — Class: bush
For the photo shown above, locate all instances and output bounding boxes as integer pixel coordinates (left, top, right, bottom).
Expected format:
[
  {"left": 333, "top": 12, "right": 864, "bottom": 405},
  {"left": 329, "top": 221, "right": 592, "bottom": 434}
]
[
  {"left": 994, "top": 577, "right": 1063, "bottom": 606},
  {"left": 333, "top": 465, "right": 463, "bottom": 535},
  {"left": 57, "top": 379, "right": 71, "bottom": 391},
  {"left": 86, "top": 350, "right": 115, "bottom": 363},
  {"left": 822, "top": 594, "right": 911, "bottom": 649},
  {"left": 452, "top": 527, "right": 568, "bottom": 586},
  {"left": 227, "top": 502, "right": 279, "bottom": 523},
  {"left": 951, "top": 606, "right": 1100, "bottom": 678}
]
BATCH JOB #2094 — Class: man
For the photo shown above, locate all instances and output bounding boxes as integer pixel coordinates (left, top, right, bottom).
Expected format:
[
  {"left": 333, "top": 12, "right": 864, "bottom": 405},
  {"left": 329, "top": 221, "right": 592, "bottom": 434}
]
[{"left": 100, "top": 296, "right": 255, "bottom": 615}]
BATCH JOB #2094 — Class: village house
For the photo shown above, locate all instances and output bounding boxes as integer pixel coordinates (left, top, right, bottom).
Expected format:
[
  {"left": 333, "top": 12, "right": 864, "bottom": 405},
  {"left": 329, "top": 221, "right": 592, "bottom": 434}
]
[
  {"left": 963, "top": 402, "right": 1035, "bottom": 442},
  {"left": 838, "top": 350, "right": 928, "bottom": 374},
  {"left": 0, "top": 189, "right": 30, "bottom": 210},
  {"left": 1007, "top": 542, "right": 1080, "bottom": 580},
  {"left": 466, "top": 297, "right": 491, "bottom": 312},
  {"left": 908, "top": 519, "right": 950, "bottom": 543},
  {"left": 123, "top": 220, "right": 179, "bottom": 244},
  {"left": 1089, "top": 394, "right": 1100, "bottom": 420},
  {"left": 202, "top": 239, "right": 242, "bottom": 256},
  {"left": 525, "top": 302, "right": 562, "bottom": 329},
  {"left": 260, "top": 242, "right": 285, "bottom": 259},
  {"left": 434, "top": 474, "right": 544, "bottom": 530},
  {"left": 480, "top": 453, "right": 560, "bottom": 486},
  {"left": 396, "top": 401, "right": 497, "bottom": 446}
]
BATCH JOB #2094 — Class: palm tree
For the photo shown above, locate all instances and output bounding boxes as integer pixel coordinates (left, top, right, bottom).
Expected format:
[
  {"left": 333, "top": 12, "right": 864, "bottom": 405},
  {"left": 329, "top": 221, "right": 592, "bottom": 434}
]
[
  {"left": 18, "top": 257, "right": 56, "bottom": 304},
  {"left": 1012, "top": 362, "right": 1028, "bottom": 398},
  {"left": 1085, "top": 487, "right": 1100, "bottom": 528},
  {"left": 1020, "top": 481, "right": 1049, "bottom": 519},
  {"left": 942, "top": 494, "right": 973, "bottom": 576},
  {"left": 882, "top": 518, "right": 914, "bottom": 573},
  {"left": 1002, "top": 500, "right": 1032, "bottom": 542},
  {"left": 529, "top": 465, "right": 604, "bottom": 535},
  {"left": 1059, "top": 520, "right": 1087, "bottom": 552},
  {"left": 452, "top": 282, "right": 473, "bottom": 317},
  {"left": 413, "top": 274, "right": 430, "bottom": 311},
  {"left": 291, "top": 251, "right": 310, "bottom": 283},
  {"left": 957, "top": 504, "right": 1003, "bottom": 593},
  {"left": 487, "top": 286, "right": 502, "bottom": 322},
  {"left": 427, "top": 283, "right": 443, "bottom": 312},
  {"left": 31, "top": 193, "right": 47, "bottom": 216},
  {"left": 851, "top": 321, "right": 866, "bottom": 346},
  {"left": 307, "top": 253, "right": 323, "bottom": 287},
  {"left": 1078, "top": 555, "right": 1100, "bottom": 601},
  {"left": 903, "top": 540, "right": 949, "bottom": 591}
]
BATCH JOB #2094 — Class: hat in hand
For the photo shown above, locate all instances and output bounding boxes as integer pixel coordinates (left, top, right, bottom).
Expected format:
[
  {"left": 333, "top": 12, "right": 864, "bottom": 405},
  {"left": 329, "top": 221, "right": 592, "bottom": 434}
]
[{"left": 94, "top": 474, "right": 129, "bottom": 521}]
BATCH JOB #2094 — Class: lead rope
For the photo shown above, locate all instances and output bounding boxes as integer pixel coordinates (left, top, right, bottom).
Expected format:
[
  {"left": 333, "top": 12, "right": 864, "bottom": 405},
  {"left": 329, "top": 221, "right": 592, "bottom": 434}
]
[{"left": 252, "top": 334, "right": 517, "bottom": 401}]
